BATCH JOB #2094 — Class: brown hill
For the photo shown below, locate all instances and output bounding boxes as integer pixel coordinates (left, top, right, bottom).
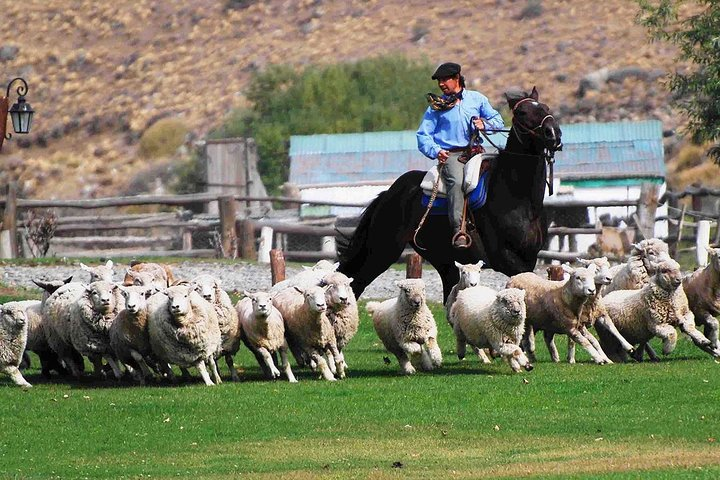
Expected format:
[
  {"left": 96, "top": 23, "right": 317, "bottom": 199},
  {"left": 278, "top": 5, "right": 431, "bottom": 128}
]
[{"left": 0, "top": 0, "right": 710, "bottom": 199}]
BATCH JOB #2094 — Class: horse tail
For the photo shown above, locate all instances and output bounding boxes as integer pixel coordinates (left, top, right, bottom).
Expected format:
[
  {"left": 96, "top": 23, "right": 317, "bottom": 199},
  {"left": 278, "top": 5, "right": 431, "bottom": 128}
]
[{"left": 336, "top": 191, "right": 387, "bottom": 267}]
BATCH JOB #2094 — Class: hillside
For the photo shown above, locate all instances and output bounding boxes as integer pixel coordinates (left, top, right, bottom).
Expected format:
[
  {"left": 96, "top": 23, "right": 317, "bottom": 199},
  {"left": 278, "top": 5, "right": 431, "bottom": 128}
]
[{"left": 0, "top": 0, "right": 710, "bottom": 200}]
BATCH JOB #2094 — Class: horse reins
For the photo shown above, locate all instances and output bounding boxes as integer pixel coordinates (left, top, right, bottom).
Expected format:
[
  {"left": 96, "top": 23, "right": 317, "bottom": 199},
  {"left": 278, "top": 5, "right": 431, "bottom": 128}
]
[{"left": 413, "top": 162, "right": 443, "bottom": 250}]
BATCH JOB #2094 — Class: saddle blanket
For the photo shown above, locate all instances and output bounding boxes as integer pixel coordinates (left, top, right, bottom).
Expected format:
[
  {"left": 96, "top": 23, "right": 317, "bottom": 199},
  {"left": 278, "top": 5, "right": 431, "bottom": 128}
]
[{"left": 420, "top": 153, "right": 495, "bottom": 215}]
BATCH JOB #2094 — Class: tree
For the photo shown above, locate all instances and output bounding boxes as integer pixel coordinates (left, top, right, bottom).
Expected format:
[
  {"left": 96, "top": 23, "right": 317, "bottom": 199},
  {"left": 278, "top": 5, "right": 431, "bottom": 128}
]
[{"left": 637, "top": 1, "right": 720, "bottom": 163}]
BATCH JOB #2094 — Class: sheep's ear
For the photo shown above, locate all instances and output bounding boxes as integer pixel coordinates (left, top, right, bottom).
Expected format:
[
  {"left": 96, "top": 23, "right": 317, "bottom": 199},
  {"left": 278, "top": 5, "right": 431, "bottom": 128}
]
[
  {"left": 119, "top": 286, "right": 129, "bottom": 298},
  {"left": 80, "top": 263, "right": 90, "bottom": 272},
  {"left": 293, "top": 285, "right": 303, "bottom": 294},
  {"left": 331, "top": 262, "right": 340, "bottom": 271},
  {"left": 214, "top": 278, "right": 222, "bottom": 288},
  {"left": 561, "top": 263, "right": 574, "bottom": 274},
  {"left": 631, "top": 242, "right": 641, "bottom": 250},
  {"left": 242, "top": 290, "right": 252, "bottom": 298},
  {"left": 322, "top": 285, "right": 331, "bottom": 292},
  {"left": 586, "top": 263, "right": 598, "bottom": 275},
  {"left": 111, "top": 284, "right": 119, "bottom": 292},
  {"left": 126, "top": 268, "right": 135, "bottom": 277},
  {"left": 85, "top": 285, "right": 94, "bottom": 293},
  {"left": 346, "top": 277, "right": 354, "bottom": 284},
  {"left": 105, "top": 260, "right": 114, "bottom": 268},
  {"left": 475, "top": 260, "right": 485, "bottom": 268},
  {"left": 302, "top": 265, "right": 312, "bottom": 271},
  {"left": 63, "top": 276, "right": 73, "bottom": 284},
  {"left": 577, "top": 258, "right": 590, "bottom": 266},
  {"left": 454, "top": 261, "right": 463, "bottom": 269}
]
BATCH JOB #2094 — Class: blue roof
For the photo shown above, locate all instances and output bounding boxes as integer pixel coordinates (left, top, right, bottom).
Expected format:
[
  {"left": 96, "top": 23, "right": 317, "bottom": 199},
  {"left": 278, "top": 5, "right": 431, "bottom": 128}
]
[{"left": 289, "top": 120, "right": 665, "bottom": 186}]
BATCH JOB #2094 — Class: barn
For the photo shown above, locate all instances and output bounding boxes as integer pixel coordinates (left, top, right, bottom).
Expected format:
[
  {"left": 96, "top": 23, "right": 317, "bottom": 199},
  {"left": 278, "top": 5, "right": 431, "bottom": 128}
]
[{"left": 288, "top": 119, "right": 667, "bottom": 254}]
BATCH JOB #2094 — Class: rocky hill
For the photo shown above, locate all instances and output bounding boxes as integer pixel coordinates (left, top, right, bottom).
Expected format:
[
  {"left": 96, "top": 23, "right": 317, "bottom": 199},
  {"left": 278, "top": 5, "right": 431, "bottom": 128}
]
[{"left": 0, "top": 0, "right": 709, "bottom": 200}]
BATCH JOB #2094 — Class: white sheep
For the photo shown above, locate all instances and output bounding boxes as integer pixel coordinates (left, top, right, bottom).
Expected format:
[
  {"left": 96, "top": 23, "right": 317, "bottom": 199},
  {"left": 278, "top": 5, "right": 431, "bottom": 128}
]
[
  {"left": 444, "top": 260, "right": 493, "bottom": 363},
  {"left": 507, "top": 263, "right": 613, "bottom": 364},
  {"left": 42, "top": 282, "right": 90, "bottom": 378},
  {"left": 190, "top": 274, "right": 241, "bottom": 381},
  {"left": 69, "top": 281, "right": 126, "bottom": 379},
  {"left": 269, "top": 260, "right": 339, "bottom": 293},
  {"left": 366, "top": 279, "right": 442, "bottom": 375},
  {"left": 598, "top": 258, "right": 720, "bottom": 362},
  {"left": 320, "top": 271, "right": 359, "bottom": 374},
  {"left": 450, "top": 287, "right": 533, "bottom": 373},
  {"left": 273, "top": 284, "right": 341, "bottom": 381},
  {"left": 80, "top": 260, "right": 114, "bottom": 283},
  {"left": 605, "top": 238, "right": 671, "bottom": 294},
  {"left": 237, "top": 291, "right": 297, "bottom": 382},
  {"left": 147, "top": 285, "right": 222, "bottom": 386},
  {"left": 0, "top": 303, "right": 32, "bottom": 388},
  {"left": 682, "top": 246, "right": 720, "bottom": 350},
  {"left": 109, "top": 285, "right": 158, "bottom": 384}
]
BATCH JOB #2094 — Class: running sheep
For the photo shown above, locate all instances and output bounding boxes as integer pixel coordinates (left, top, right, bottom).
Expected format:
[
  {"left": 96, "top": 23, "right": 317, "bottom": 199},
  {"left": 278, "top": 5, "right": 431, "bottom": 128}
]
[
  {"left": 320, "top": 271, "right": 359, "bottom": 372},
  {"left": 450, "top": 287, "right": 532, "bottom": 372},
  {"left": 605, "top": 238, "right": 671, "bottom": 294},
  {"left": 682, "top": 246, "right": 720, "bottom": 351},
  {"left": 80, "top": 260, "right": 114, "bottom": 283},
  {"left": 237, "top": 290, "right": 297, "bottom": 382},
  {"left": 42, "top": 282, "right": 90, "bottom": 378},
  {"left": 366, "top": 279, "right": 442, "bottom": 375},
  {"left": 597, "top": 258, "right": 720, "bottom": 362},
  {"left": 0, "top": 303, "right": 32, "bottom": 388},
  {"left": 273, "top": 284, "right": 341, "bottom": 381},
  {"left": 147, "top": 285, "right": 222, "bottom": 385},
  {"left": 190, "top": 274, "right": 241, "bottom": 381}
]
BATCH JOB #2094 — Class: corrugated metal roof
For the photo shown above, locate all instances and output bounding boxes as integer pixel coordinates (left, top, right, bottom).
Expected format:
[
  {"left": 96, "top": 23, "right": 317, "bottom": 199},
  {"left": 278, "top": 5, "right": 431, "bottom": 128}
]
[{"left": 288, "top": 120, "right": 665, "bottom": 186}]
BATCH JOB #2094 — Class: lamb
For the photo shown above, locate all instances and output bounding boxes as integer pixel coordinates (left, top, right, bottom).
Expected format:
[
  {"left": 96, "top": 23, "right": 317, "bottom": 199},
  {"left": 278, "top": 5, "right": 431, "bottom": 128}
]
[
  {"left": 269, "top": 260, "right": 339, "bottom": 293},
  {"left": 444, "top": 260, "right": 493, "bottom": 363},
  {"left": 69, "top": 281, "right": 126, "bottom": 379},
  {"left": 450, "top": 287, "right": 533, "bottom": 372},
  {"left": 80, "top": 260, "right": 114, "bottom": 283},
  {"left": 109, "top": 285, "right": 158, "bottom": 383},
  {"left": 366, "top": 279, "right": 442, "bottom": 375},
  {"left": 597, "top": 258, "right": 720, "bottom": 362},
  {"left": 0, "top": 303, "right": 32, "bottom": 387},
  {"left": 147, "top": 285, "right": 222, "bottom": 385},
  {"left": 237, "top": 290, "right": 297, "bottom": 382},
  {"left": 42, "top": 282, "right": 91, "bottom": 378},
  {"left": 507, "top": 263, "right": 613, "bottom": 364},
  {"left": 682, "top": 246, "right": 720, "bottom": 350},
  {"left": 320, "top": 271, "right": 359, "bottom": 372},
  {"left": 273, "top": 284, "right": 342, "bottom": 381},
  {"left": 124, "top": 262, "right": 174, "bottom": 289},
  {"left": 190, "top": 274, "right": 241, "bottom": 381},
  {"left": 605, "top": 238, "right": 671, "bottom": 294}
]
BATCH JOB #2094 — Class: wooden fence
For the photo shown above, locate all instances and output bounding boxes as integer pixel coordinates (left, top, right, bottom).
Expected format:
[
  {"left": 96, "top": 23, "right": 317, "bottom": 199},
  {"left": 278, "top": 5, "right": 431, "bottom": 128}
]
[{"left": 1, "top": 181, "right": 717, "bottom": 265}]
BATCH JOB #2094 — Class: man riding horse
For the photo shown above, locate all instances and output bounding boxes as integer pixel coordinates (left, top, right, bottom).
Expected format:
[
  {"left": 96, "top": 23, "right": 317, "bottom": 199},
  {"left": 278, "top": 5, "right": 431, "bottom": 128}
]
[{"left": 416, "top": 62, "right": 505, "bottom": 249}]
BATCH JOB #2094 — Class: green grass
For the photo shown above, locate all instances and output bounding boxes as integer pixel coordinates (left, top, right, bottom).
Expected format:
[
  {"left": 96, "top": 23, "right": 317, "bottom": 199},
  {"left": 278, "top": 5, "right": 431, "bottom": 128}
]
[{"left": 1, "top": 302, "right": 719, "bottom": 479}]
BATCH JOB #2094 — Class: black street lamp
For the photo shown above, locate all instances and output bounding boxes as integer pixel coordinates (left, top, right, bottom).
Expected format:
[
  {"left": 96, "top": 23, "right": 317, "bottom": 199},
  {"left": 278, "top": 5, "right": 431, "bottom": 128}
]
[{"left": 0, "top": 77, "right": 34, "bottom": 151}]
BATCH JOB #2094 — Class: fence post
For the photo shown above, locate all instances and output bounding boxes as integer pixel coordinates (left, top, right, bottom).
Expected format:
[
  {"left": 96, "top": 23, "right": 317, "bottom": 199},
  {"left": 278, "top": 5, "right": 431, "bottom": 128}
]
[
  {"left": 218, "top": 196, "right": 237, "bottom": 259},
  {"left": 270, "top": 249, "right": 286, "bottom": 285},
  {"left": 182, "top": 229, "right": 193, "bottom": 251},
  {"left": 636, "top": 182, "right": 659, "bottom": 240},
  {"left": 0, "top": 182, "right": 18, "bottom": 259},
  {"left": 546, "top": 265, "right": 565, "bottom": 281},
  {"left": 237, "top": 219, "right": 256, "bottom": 259},
  {"left": 667, "top": 194, "right": 679, "bottom": 258},
  {"left": 697, "top": 220, "right": 711, "bottom": 267},
  {"left": 321, "top": 235, "right": 336, "bottom": 258},
  {"left": 258, "top": 226, "right": 273, "bottom": 263},
  {"left": 406, "top": 252, "right": 422, "bottom": 279}
]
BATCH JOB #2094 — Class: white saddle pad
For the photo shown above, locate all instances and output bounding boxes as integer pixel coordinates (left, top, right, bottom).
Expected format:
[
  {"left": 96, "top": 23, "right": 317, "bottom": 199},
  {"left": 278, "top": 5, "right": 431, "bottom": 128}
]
[{"left": 420, "top": 153, "right": 498, "bottom": 197}]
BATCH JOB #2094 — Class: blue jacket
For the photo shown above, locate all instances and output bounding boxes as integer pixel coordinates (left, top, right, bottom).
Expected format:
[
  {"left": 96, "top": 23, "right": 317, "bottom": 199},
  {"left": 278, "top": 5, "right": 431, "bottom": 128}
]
[{"left": 416, "top": 89, "right": 505, "bottom": 160}]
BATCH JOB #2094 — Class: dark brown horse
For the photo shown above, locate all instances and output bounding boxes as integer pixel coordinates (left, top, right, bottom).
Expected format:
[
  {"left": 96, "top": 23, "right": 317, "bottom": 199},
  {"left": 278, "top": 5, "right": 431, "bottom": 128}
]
[{"left": 337, "top": 87, "right": 563, "bottom": 303}]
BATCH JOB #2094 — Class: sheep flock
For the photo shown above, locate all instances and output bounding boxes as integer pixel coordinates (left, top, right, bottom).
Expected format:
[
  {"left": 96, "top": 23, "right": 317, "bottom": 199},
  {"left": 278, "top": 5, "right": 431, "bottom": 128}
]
[{"left": 2, "top": 238, "right": 720, "bottom": 388}]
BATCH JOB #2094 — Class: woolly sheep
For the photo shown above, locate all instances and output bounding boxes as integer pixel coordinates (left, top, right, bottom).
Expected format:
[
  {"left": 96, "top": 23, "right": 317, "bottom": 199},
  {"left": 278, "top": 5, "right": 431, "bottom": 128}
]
[
  {"left": 507, "top": 263, "right": 613, "bottom": 364},
  {"left": 109, "top": 285, "right": 158, "bottom": 384},
  {"left": 269, "top": 260, "right": 339, "bottom": 293},
  {"left": 42, "top": 282, "right": 90, "bottom": 378},
  {"left": 147, "top": 285, "right": 222, "bottom": 385},
  {"left": 320, "top": 271, "right": 359, "bottom": 373},
  {"left": 273, "top": 284, "right": 341, "bottom": 381},
  {"left": 444, "top": 260, "right": 493, "bottom": 363},
  {"left": 123, "top": 262, "right": 174, "bottom": 289},
  {"left": 69, "top": 281, "right": 126, "bottom": 379},
  {"left": 367, "top": 279, "right": 442, "bottom": 375},
  {"left": 190, "top": 274, "right": 241, "bottom": 381},
  {"left": 598, "top": 258, "right": 720, "bottom": 362},
  {"left": 682, "top": 246, "right": 720, "bottom": 350},
  {"left": 237, "top": 291, "right": 297, "bottom": 382},
  {"left": 80, "top": 260, "right": 114, "bottom": 283},
  {"left": 0, "top": 303, "right": 32, "bottom": 388},
  {"left": 605, "top": 238, "right": 671, "bottom": 294},
  {"left": 450, "top": 287, "right": 533, "bottom": 372}
]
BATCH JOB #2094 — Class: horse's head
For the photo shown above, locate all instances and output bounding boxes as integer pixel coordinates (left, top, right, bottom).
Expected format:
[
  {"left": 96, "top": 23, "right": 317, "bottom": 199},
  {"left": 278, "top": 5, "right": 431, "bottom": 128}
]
[{"left": 505, "top": 86, "right": 563, "bottom": 153}]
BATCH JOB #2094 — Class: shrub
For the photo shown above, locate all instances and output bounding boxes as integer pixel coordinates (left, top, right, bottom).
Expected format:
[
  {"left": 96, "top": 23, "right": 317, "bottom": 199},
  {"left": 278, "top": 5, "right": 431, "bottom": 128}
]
[
  {"left": 516, "top": 0, "right": 543, "bottom": 20},
  {"left": 674, "top": 143, "right": 706, "bottom": 172},
  {"left": 138, "top": 118, "right": 188, "bottom": 159}
]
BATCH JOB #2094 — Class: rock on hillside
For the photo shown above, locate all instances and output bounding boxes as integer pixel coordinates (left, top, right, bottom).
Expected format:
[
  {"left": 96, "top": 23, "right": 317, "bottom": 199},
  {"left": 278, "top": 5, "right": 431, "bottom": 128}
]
[{"left": 0, "top": 0, "right": 701, "bottom": 199}]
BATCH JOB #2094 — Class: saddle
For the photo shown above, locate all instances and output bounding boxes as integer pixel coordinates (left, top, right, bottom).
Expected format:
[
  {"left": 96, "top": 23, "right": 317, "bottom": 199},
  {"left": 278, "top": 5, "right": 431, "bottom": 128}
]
[{"left": 420, "top": 153, "right": 498, "bottom": 197}]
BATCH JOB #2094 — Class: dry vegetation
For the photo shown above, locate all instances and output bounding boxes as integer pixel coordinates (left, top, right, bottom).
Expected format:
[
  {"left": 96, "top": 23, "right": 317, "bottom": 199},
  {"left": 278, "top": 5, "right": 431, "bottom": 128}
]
[{"left": 0, "top": 0, "right": 713, "bottom": 199}]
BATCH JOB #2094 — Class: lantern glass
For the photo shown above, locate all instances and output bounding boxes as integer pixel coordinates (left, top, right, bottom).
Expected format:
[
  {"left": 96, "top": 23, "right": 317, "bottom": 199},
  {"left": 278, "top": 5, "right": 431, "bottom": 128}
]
[{"left": 9, "top": 97, "right": 33, "bottom": 134}]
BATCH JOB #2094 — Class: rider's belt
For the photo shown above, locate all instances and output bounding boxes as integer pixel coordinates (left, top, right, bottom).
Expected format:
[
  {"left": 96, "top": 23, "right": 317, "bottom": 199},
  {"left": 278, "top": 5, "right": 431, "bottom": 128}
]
[{"left": 447, "top": 147, "right": 467, "bottom": 153}]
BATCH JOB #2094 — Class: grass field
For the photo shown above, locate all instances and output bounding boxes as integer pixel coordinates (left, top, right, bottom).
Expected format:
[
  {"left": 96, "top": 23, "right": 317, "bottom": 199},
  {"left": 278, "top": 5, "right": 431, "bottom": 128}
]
[{"left": 1, "top": 293, "right": 719, "bottom": 479}]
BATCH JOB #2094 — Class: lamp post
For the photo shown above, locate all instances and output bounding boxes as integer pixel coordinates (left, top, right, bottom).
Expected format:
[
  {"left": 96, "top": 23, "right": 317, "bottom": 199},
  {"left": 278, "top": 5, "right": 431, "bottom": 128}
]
[{"left": 0, "top": 77, "right": 34, "bottom": 151}]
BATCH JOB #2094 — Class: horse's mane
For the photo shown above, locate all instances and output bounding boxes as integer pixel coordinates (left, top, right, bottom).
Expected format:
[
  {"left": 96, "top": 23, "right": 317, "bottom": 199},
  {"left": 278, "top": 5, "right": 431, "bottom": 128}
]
[{"left": 336, "top": 191, "right": 386, "bottom": 264}]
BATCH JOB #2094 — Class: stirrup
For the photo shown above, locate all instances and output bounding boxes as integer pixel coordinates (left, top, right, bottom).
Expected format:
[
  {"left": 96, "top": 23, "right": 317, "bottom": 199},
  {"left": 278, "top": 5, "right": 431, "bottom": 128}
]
[{"left": 452, "top": 231, "right": 471, "bottom": 249}]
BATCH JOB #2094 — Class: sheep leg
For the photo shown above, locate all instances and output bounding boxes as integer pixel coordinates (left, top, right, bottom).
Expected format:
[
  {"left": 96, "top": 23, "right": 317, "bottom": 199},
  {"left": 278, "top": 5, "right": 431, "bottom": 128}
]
[
  {"left": 129, "top": 350, "right": 154, "bottom": 382},
  {"left": 395, "top": 351, "right": 416, "bottom": 375},
  {"left": 454, "top": 326, "right": 468, "bottom": 360},
  {"left": 89, "top": 354, "right": 106, "bottom": 379},
  {"left": 521, "top": 326, "right": 537, "bottom": 362},
  {"left": 311, "top": 352, "right": 336, "bottom": 381},
  {"left": 257, "top": 347, "right": 281, "bottom": 379},
  {"left": 196, "top": 360, "right": 215, "bottom": 386},
  {"left": 279, "top": 345, "right": 298, "bottom": 383},
  {"left": 567, "top": 327, "right": 608, "bottom": 364},
  {"left": 104, "top": 355, "right": 124, "bottom": 380},
  {"left": 493, "top": 343, "right": 532, "bottom": 373},
  {"left": 581, "top": 326, "right": 613, "bottom": 364},
  {"left": 419, "top": 345, "right": 434, "bottom": 372},
  {"left": 225, "top": 354, "right": 240, "bottom": 382},
  {"left": 475, "top": 347, "right": 492, "bottom": 363},
  {"left": 425, "top": 337, "right": 443, "bottom": 367},
  {"left": 649, "top": 323, "right": 678, "bottom": 355},
  {"left": 250, "top": 347, "right": 273, "bottom": 378},
  {"left": 20, "top": 351, "right": 31, "bottom": 370},
  {"left": 699, "top": 313, "right": 720, "bottom": 350},
  {"left": 400, "top": 342, "right": 424, "bottom": 372},
  {"left": 543, "top": 331, "right": 560, "bottom": 363},
  {"left": 678, "top": 318, "right": 720, "bottom": 358},
  {"left": 180, "top": 367, "right": 193, "bottom": 382},
  {"left": 328, "top": 343, "right": 345, "bottom": 379},
  {"left": 325, "top": 351, "right": 337, "bottom": 375},
  {"left": 2, "top": 365, "right": 32, "bottom": 388},
  {"left": 567, "top": 337, "right": 576, "bottom": 364},
  {"left": 595, "top": 315, "right": 635, "bottom": 355},
  {"left": 207, "top": 358, "right": 222, "bottom": 384}
]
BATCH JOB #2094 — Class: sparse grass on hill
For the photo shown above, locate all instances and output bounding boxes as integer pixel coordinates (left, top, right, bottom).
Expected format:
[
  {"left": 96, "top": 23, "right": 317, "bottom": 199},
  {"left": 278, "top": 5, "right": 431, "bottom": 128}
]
[{"left": 1, "top": 300, "right": 719, "bottom": 479}]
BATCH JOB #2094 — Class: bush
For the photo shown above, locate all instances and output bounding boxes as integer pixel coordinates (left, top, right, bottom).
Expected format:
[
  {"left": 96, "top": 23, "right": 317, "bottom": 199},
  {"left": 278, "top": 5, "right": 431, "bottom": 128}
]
[
  {"left": 138, "top": 118, "right": 188, "bottom": 159},
  {"left": 674, "top": 143, "right": 706, "bottom": 172}
]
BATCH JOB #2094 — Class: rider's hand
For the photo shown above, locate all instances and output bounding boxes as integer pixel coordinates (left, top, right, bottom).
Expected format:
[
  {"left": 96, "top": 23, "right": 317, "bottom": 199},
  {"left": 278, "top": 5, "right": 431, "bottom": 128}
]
[
  {"left": 437, "top": 150, "right": 449, "bottom": 164},
  {"left": 473, "top": 117, "right": 485, "bottom": 130}
]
